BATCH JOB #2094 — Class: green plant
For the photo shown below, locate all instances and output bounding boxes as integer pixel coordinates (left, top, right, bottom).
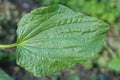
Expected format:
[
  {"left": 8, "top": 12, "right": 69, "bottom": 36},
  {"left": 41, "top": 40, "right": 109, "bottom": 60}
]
[
  {"left": 38, "top": 0, "right": 120, "bottom": 23},
  {"left": 0, "top": 51, "right": 15, "bottom": 62},
  {"left": 0, "top": 68, "right": 13, "bottom": 80},
  {"left": 0, "top": 4, "right": 109, "bottom": 77},
  {"left": 108, "top": 44, "right": 120, "bottom": 72}
]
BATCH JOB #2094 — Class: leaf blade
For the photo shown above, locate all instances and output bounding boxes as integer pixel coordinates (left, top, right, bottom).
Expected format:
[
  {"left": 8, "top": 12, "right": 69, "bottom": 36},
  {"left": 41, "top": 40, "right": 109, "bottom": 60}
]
[
  {"left": 0, "top": 68, "right": 13, "bottom": 80},
  {"left": 16, "top": 4, "right": 109, "bottom": 77}
]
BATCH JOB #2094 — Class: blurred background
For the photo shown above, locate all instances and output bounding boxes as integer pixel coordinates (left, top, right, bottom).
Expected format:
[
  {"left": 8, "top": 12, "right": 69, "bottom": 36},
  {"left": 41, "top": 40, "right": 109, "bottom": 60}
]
[{"left": 0, "top": 0, "right": 120, "bottom": 80}]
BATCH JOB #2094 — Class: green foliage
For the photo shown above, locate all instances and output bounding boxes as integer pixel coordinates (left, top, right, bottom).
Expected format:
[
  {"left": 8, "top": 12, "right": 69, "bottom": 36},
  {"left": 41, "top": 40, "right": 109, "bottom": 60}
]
[
  {"left": 16, "top": 4, "right": 109, "bottom": 77},
  {"left": 66, "top": 73, "right": 80, "bottom": 80},
  {"left": 83, "top": 59, "right": 93, "bottom": 70},
  {"left": 108, "top": 57, "right": 120, "bottom": 72},
  {"left": 0, "top": 51, "right": 7, "bottom": 61},
  {"left": 113, "top": 22, "right": 120, "bottom": 36},
  {"left": 97, "top": 51, "right": 109, "bottom": 68},
  {"left": 0, "top": 68, "right": 13, "bottom": 80},
  {"left": 108, "top": 44, "right": 120, "bottom": 72},
  {"left": 86, "top": 75, "right": 97, "bottom": 80},
  {"left": 0, "top": 51, "right": 15, "bottom": 62},
  {"left": 38, "top": 0, "right": 120, "bottom": 23},
  {"left": 0, "top": 16, "right": 4, "bottom": 22}
]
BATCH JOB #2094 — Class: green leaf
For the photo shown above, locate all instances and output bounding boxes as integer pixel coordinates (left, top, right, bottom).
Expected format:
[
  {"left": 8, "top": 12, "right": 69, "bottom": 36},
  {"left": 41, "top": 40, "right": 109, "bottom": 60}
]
[
  {"left": 0, "top": 68, "right": 13, "bottom": 80},
  {"left": 108, "top": 57, "right": 120, "bottom": 72},
  {"left": 16, "top": 4, "right": 109, "bottom": 77},
  {"left": 0, "top": 51, "right": 16, "bottom": 62},
  {"left": 0, "top": 16, "right": 4, "bottom": 22},
  {"left": 0, "top": 51, "right": 7, "bottom": 61}
]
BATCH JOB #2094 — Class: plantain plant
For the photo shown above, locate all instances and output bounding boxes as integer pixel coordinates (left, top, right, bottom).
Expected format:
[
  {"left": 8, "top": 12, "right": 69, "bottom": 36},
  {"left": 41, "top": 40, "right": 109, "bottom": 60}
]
[{"left": 0, "top": 4, "right": 109, "bottom": 77}]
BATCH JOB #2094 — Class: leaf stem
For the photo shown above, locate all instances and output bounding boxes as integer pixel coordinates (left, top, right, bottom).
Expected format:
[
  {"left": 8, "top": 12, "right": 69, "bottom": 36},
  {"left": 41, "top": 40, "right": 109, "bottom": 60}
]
[
  {"left": 0, "top": 43, "right": 17, "bottom": 49},
  {"left": 104, "top": 42, "right": 116, "bottom": 58}
]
